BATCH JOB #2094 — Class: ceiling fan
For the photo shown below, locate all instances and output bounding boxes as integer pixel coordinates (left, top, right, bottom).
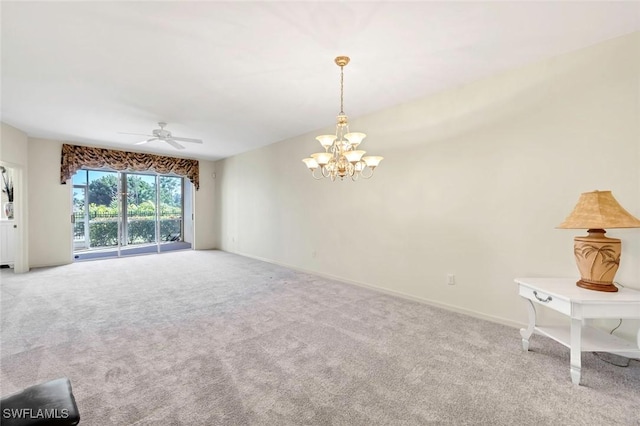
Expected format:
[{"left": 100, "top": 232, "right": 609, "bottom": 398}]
[{"left": 119, "top": 122, "right": 203, "bottom": 150}]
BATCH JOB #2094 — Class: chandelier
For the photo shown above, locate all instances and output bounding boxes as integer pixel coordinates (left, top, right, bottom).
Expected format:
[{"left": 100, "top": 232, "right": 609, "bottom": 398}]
[{"left": 302, "top": 56, "right": 383, "bottom": 181}]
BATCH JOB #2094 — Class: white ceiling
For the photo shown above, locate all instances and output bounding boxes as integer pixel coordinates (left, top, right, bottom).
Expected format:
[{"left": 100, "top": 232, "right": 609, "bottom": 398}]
[{"left": 2, "top": 1, "right": 639, "bottom": 161}]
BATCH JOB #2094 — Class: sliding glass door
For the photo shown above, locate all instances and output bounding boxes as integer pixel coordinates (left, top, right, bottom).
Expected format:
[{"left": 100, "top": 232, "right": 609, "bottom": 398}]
[
  {"left": 72, "top": 169, "right": 191, "bottom": 260},
  {"left": 124, "top": 173, "right": 157, "bottom": 251},
  {"left": 73, "top": 170, "right": 119, "bottom": 256},
  {"left": 158, "top": 176, "right": 184, "bottom": 249}
]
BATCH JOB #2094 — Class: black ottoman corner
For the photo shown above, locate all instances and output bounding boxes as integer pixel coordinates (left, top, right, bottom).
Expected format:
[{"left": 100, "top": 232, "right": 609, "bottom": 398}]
[{"left": 1, "top": 378, "right": 80, "bottom": 425}]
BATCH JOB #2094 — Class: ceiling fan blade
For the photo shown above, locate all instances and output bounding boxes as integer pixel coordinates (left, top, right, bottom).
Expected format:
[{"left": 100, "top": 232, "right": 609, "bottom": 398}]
[
  {"left": 170, "top": 136, "right": 203, "bottom": 144},
  {"left": 119, "top": 132, "right": 154, "bottom": 137},
  {"left": 165, "top": 139, "right": 185, "bottom": 150},
  {"left": 134, "top": 138, "right": 158, "bottom": 145}
]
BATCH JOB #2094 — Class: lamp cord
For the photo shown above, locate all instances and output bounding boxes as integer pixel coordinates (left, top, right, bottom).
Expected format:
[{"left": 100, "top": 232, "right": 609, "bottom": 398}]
[
  {"left": 593, "top": 350, "right": 631, "bottom": 367},
  {"left": 609, "top": 318, "right": 622, "bottom": 335},
  {"left": 592, "top": 280, "right": 633, "bottom": 367},
  {"left": 592, "top": 317, "right": 629, "bottom": 367}
]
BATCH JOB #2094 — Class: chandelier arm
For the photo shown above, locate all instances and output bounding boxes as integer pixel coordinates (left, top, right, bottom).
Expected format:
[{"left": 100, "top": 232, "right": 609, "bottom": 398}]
[
  {"left": 310, "top": 169, "right": 324, "bottom": 180},
  {"left": 360, "top": 167, "right": 375, "bottom": 179}
]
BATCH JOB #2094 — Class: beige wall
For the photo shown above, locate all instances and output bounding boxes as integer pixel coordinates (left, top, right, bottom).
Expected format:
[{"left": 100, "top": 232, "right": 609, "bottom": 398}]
[
  {"left": 28, "top": 139, "right": 72, "bottom": 267},
  {"left": 214, "top": 33, "right": 640, "bottom": 335},
  {"left": 194, "top": 159, "right": 216, "bottom": 250},
  {"left": 1, "top": 123, "right": 29, "bottom": 166}
]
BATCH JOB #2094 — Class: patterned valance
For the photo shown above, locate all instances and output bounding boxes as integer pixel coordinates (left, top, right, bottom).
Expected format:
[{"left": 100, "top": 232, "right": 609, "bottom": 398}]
[{"left": 61, "top": 144, "right": 199, "bottom": 190}]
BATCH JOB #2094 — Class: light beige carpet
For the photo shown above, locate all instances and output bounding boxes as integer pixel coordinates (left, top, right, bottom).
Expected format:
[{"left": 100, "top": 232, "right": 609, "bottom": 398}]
[{"left": 1, "top": 250, "right": 639, "bottom": 425}]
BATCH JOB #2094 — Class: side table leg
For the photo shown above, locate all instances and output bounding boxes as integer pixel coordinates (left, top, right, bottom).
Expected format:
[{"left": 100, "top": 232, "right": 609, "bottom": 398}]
[
  {"left": 570, "top": 317, "right": 582, "bottom": 385},
  {"left": 519, "top": 299, "right": 536, "bottom": 351}
]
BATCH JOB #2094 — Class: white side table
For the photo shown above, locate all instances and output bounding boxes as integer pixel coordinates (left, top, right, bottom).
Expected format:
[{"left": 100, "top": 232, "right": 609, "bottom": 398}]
[{"left": 515, "top": 277, "right": 640, "bottom": 385}]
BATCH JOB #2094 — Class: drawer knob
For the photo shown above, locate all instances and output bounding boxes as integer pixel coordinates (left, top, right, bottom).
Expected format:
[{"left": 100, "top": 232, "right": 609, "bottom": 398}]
[{"left": 533, "top": 291, "right": 552, "bottom": 303}]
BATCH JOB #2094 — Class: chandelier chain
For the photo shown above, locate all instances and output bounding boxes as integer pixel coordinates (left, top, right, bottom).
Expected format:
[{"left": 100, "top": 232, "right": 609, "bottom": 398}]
[{"left": 340, "top": 65, "right": 344, "bottom": 114}]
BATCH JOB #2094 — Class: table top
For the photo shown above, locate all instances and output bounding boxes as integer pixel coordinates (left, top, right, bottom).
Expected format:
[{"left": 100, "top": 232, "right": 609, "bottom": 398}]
[{"left": 515, "top": 277, "right": 640, "bottom": 303}]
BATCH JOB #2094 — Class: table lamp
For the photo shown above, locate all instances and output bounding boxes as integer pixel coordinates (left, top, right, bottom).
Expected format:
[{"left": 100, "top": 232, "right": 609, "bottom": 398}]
[{"left": 557, "top": 190, "right": 640, "bottom": 292}]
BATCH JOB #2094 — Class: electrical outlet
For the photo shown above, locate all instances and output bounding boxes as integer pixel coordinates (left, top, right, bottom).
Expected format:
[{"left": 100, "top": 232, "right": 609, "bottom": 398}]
[{"left": 447, "top": 274, "right": 455, "bottom": 285}]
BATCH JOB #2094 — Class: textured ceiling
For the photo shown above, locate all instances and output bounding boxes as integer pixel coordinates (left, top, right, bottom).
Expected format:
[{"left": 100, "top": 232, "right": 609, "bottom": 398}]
[{"left": 2, "top": 1, "right": 639, "bottom": 161}]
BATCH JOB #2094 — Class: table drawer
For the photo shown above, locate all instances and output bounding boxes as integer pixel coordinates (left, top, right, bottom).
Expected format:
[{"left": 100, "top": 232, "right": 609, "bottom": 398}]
[{"left": 519, "top": 285, "right": 571, "bottom": 315}]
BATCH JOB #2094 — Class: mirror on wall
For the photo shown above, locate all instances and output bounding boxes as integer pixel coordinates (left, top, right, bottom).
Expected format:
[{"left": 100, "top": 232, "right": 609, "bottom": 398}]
[{"left": 1, "top": 165, "right": 15, "bottom": 220}]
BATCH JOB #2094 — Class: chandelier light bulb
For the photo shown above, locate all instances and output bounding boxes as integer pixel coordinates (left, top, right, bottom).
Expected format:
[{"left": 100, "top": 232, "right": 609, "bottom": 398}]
[
  {"left": 363, "top": 156, "right": 383, "bottom": 168},
  {"left": 315, "top": 135, "right": 336, "bottom": 150},
  {"left": 302, "top": 158, "right": 319, "bottom": 170},
  {"left": 344, "top": 132, "right": 366, "bottom": 146},
  {"left": 344, "top": 150, "right": 366, "bottom": 163},
  {"left": 311, "top": 152, "right": 333, "bottom": 166}
]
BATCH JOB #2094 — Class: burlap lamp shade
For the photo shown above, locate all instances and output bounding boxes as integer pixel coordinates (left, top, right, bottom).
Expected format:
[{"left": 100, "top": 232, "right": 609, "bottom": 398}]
[{"left": 557, "top": 190, "right": 640, "bottom": 292}]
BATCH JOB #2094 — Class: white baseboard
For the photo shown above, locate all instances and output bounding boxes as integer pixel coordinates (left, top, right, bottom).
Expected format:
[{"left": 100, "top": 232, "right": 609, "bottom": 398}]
[{"left": 227, "top": 249, "right": 523, "bottom": 330}]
